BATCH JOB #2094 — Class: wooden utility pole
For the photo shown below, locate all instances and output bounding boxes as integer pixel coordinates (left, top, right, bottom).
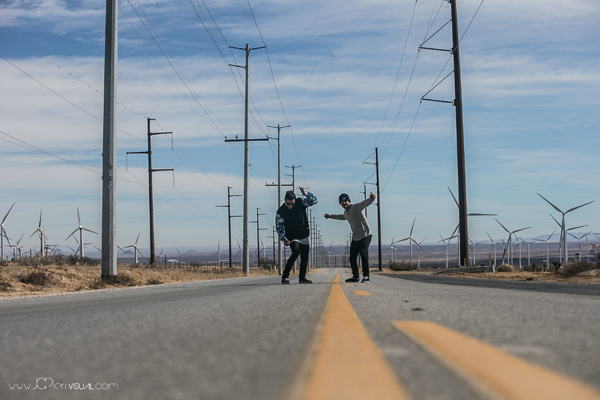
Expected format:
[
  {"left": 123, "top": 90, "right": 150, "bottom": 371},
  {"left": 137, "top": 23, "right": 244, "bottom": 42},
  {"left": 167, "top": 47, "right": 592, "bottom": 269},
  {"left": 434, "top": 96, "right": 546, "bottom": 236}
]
[
  {"left": 375, "top": 147, "right": 382, "bottom": 271},
  {"left": 363, "top": 149, "right": 382, "bottom": 270},
  {"left": 450, "top": 0, "right": 469, "bottom": 266},
  {"left": 217, "top": 187, "right": 242, "bottom": 268},
  {"left": 266, "top": 124, "right": 291, "bottom": 275},
  {"left": 250, "top": 208, "right": 267, "bottom": 267},
  {"left": 226, "top": 44, "right": 267, "bottom": 276},
  {"left": 127, "top": 118, "right": 173, "bottom": 265}
]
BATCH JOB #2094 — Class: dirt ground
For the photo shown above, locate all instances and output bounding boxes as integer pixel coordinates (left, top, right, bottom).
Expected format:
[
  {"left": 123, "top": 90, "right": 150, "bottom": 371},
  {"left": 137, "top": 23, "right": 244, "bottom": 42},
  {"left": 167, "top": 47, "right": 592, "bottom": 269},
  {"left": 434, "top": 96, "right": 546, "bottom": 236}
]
[{"left": 0, "top": 263, "right": 278, "bottom": 299}]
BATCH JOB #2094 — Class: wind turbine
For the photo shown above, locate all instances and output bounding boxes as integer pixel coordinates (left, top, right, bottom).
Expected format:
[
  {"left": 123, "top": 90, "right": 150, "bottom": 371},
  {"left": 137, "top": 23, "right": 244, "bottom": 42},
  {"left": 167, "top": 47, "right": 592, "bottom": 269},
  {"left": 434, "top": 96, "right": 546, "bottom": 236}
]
[
  {"left": 549, "top": 213, "right": 586, "bottom": 264},
  {"left": 65, "top": 207, "right": 98, "bottom": 259},
  {"left": 1, "top": 202, "right": 15, "bottom": 261},
  {"left": 486, "top": 233, "right": 497, "bottom": 268},
  {"left": 438, "top": 233, "right": 457, "bottom": 269},
  {"left": 122, "top": 233, "right": 143, "bottom": 264},
  {"left": 469, "top": 238, "right": 485, "bottom": 266},
  {"left": 519, "top": 236, "right": 537, "bottom": 268},
  {"left": 568, "top": 231, "right": 593, "bottom": 262},
  {"left": 448, "top": 187, "right": 496, "bottom": 265},
  {"left": 29, "top": 210, "right": 47, "bottom": 257},
  {"left": 9, "top": 233, "right": 25, "bottom": 261},
  {"left": 495, "top": 219, "right": 530, "bottom": 266},
  {"left": 394, "top": 218, "right": 416, "bottom": 266},
  {"left": 537, "top": 193, "right": 594, "bottom": 265},
  {"left": 414, "top": 237, "right": 426, "bottom": 268},
  {"left": 534, "top": 230, "right": 556, "bottom": 271}
]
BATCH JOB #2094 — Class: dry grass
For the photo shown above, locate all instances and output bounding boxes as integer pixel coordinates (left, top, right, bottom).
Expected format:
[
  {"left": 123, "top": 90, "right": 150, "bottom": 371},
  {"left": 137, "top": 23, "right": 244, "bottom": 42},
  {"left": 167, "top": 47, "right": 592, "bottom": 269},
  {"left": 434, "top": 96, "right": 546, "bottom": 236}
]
[{"left": 0, "top": 263, "right": 279, "bottom": 298}]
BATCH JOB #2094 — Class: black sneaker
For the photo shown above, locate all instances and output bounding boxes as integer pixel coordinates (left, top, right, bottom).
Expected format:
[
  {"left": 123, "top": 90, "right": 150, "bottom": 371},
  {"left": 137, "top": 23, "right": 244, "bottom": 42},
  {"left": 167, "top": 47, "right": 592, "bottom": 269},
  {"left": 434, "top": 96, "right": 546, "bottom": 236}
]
[
  {"left": 299, "top": 278, "right": 313, "bottom": 284},
  {"left": 281, "top": 278, "right": 290, "bottom": 284},
  {"left": 345, "top": 276, "right": 359, "bottom": 283},
  {"left": 361, "top": 276, "right": 370, "bottom": 283}
]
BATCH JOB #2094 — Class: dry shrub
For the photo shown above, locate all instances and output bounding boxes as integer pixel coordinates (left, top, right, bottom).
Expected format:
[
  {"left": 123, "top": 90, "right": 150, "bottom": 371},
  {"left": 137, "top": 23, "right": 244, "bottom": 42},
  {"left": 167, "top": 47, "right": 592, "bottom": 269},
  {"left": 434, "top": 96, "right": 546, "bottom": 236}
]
[
  {"left": 389, "top": 262, "right": 417, "bottom": 271},
  {"left": 497, "top": 264, "right": 515, "bottom": 272},
  {"left": 88, "top": 272, "right": 138, "bottom": 289},
  {"left": 19, "top": 269, "right": 54, "bottom": 286},
  {"left": 0, "top": 279, "right": 11, "bottom": 290},
  {"left": 561, "top": 261, "right": 597, "bottom": 277}
]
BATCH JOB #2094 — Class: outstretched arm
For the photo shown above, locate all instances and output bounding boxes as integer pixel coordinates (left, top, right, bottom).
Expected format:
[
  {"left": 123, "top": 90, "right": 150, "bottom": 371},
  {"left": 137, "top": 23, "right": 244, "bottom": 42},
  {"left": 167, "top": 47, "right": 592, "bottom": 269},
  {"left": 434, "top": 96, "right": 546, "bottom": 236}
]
[{"left": 324, "top": 213, "right": 345, "bottom": 220}]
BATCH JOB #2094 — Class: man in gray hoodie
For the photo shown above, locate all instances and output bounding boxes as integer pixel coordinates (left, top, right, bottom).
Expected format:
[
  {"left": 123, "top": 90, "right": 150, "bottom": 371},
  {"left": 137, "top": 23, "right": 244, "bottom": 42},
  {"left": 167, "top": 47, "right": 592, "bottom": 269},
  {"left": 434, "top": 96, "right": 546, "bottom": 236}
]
[{"left": 324, "top": 192, "right": 376, "bottom": 283}]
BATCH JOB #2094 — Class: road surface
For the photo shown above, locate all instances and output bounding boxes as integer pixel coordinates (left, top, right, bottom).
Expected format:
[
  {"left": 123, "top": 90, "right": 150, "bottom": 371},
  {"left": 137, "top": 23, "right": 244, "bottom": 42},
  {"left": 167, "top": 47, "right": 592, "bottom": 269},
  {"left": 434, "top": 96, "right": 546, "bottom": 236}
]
[{"left": 1, "top": 268, "right": 599, "bottom": 399}]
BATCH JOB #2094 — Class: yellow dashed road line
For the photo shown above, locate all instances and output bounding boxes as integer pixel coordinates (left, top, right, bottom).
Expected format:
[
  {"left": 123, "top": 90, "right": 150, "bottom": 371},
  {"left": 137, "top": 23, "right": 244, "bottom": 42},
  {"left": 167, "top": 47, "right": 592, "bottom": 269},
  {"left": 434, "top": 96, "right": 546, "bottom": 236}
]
[
  {"left": 298, "top": 274, "right": 410, "bottom": 400},
  {"left": 352, "top": 290, "right": 371, "bottom": 296},
  {"left": 395, "top": 321, "right": 600, "bottom": 400}
]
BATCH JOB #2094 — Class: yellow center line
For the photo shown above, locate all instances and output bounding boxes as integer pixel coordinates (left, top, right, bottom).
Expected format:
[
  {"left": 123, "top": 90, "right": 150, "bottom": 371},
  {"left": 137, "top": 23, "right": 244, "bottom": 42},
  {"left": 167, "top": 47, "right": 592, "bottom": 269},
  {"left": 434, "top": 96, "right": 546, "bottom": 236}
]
[
  {"left": 297, "top": 274, "right": 410, "bottom": 400},
  {"left": 394, "top": 321, "right": 600, "bottom": 400},
  {"left": 352, "top": 290, "right": 371, "bottom": 296},
  {"left": 344, "top": 283, "right": 355, "bottom": 286}
]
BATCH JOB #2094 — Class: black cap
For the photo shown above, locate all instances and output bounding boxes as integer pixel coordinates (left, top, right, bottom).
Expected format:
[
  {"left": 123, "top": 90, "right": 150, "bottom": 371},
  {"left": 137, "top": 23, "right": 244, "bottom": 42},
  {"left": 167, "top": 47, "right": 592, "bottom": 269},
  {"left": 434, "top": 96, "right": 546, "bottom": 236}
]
[{"left": 339, "top": 193, "right": 350, "bottom": 203}]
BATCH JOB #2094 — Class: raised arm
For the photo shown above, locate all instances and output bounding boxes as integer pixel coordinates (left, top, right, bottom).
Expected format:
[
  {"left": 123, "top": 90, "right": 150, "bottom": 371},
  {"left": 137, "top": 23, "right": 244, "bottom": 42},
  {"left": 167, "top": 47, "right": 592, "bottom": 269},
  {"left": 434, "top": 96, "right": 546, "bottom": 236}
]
[{"left": 299, "top": 187, "right": 318, "bottom": 207}]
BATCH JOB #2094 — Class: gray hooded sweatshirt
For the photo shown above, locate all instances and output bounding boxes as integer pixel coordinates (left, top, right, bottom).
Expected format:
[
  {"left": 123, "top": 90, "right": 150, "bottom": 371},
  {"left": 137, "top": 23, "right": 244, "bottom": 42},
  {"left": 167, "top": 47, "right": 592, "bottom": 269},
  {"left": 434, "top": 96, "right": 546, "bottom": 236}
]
[{"left": 328, "top": 197, "right": 374, "bottom": 241}]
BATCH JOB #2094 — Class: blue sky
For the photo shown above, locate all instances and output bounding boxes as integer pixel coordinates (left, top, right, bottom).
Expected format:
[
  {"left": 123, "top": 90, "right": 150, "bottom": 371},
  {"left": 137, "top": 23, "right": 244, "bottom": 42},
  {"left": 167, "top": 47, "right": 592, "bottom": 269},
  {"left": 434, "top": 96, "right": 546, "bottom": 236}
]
[{"left": 1, "top": 0, "right": 599, "bottom": 258}]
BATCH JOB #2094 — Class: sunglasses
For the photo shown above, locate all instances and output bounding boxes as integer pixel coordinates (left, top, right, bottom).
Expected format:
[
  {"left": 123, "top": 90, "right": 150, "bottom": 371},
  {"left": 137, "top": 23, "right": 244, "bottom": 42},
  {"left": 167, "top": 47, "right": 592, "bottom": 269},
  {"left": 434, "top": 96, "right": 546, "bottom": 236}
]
[{"left": 285, "top": 201, "right": 295, "bottom": 206}]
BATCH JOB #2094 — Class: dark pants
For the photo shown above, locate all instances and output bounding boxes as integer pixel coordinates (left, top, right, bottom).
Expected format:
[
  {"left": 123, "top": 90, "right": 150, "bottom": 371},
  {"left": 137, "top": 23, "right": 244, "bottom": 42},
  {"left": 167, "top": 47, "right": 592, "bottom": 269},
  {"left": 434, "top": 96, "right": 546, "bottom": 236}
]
[
  {"left": 283, "top": 241, "right": 310, "bottom": 280},
  {"left": 349, "top": 235, "right": 372, "bottom": 278}
]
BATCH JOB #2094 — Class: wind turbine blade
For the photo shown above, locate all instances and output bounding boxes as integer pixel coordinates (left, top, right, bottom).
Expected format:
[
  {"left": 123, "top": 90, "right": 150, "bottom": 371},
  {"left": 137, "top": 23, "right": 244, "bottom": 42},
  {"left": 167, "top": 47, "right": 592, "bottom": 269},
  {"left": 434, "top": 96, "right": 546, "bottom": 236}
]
[
  {"left": 549, "top": 214, "right": 562, "bottom": 228},
  {"left": 410, "top": 218, "right": 416, "bottom": 236},
  {"left": 39, "top": 210, "right": 43, "bottom": 228},
  {"left": 83, "top": 228, "right": 99, "bottom": 235},
  {"left": 135, "top": 232, "right": 141, "bottom": 245},
  {"left": 495, "top": 219, "right": 510, "bottom": 234},
  {"left": 2, "top": 202, "right": 16, "bottom": 224},
  {"left": 513, "top": 226, "right": 531, "bottom": 234},
  {"left": 486, "top": 232, "right": 494, "bottom": 243},
  {"left": 447, "top": 186, "right": 459, "bottom": 207},
  {"left": 566, "top": 225, "right": 586, "bottom": 232},
  {"left": 77, "top": 207, "right": 81, "bottom": 225},
  {"left": 565, "top": 200, "right": 595, "bottom": 214},
  {"left": 468, "top": 213, "right": 497, "bottom": 216},
  {"left": 65, "top": 229, "right": 79, "bottom": 241},
  {"left": 546, "top": 229, "right": 557, "bottom": 240},
  {"left": 537, "top": 193, "right": 563, "bottom": 214}
]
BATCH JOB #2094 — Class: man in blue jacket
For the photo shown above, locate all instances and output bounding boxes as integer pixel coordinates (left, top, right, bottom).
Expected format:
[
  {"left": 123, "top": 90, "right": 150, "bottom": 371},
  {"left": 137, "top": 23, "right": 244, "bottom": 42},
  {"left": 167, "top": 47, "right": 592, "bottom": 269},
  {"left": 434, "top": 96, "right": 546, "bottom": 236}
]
[{"left": 276, "top": 187, "right": 318, "bottom": 284}]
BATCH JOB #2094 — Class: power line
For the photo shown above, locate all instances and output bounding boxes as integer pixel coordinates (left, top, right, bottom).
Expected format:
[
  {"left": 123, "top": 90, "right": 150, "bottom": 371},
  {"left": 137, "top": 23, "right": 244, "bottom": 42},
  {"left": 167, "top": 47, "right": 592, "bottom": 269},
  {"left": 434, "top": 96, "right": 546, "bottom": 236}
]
[{"left": 245, "top": 0, "right": 307, "bottom": 185}]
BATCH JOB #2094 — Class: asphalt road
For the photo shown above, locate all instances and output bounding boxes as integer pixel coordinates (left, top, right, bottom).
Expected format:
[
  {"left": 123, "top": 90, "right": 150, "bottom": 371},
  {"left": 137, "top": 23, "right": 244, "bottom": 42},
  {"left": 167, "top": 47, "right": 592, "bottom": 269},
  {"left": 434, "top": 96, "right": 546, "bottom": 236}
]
[{"left": 1, "top": 268, "right": 599, "bottom": 399}]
